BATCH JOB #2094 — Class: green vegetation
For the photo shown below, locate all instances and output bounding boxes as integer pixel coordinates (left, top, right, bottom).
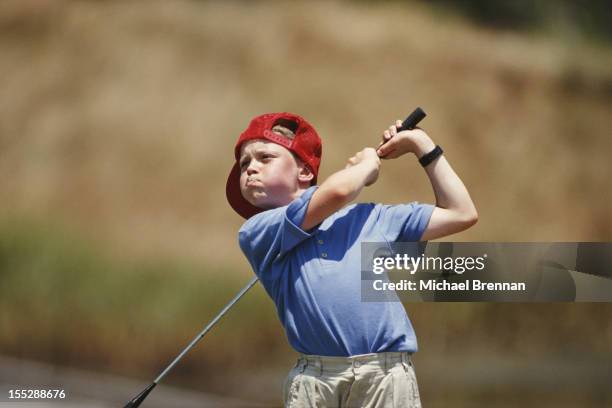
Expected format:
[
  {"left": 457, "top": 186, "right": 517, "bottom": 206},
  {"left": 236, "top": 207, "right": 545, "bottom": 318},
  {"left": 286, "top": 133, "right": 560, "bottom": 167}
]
[
  {"left": 427, "top": 0, "right": 612, "bottom": 45},
  {"left": 0, "top": 217, "right": 287, "bottom": 380}
]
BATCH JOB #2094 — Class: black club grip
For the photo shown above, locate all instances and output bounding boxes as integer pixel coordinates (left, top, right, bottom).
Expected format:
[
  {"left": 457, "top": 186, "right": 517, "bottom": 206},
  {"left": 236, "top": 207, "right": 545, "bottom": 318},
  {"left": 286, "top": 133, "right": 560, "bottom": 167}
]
[{"left": 397, "top": 107, "right": 426, "bottom": 132}]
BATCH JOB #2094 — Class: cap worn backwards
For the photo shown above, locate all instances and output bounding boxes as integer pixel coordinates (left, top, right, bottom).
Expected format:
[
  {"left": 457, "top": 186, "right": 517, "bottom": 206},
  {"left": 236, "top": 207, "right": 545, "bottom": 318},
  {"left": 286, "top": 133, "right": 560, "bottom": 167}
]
[{"left": 226, "top": 112, "right": 323, "bottom": 219}]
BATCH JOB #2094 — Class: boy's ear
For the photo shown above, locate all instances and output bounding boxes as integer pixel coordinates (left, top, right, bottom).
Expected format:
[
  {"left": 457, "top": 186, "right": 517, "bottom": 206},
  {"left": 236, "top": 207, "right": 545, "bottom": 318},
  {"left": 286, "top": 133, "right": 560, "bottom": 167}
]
[{"left": 297, "top": 163, "right": 314, "bottom": 184}]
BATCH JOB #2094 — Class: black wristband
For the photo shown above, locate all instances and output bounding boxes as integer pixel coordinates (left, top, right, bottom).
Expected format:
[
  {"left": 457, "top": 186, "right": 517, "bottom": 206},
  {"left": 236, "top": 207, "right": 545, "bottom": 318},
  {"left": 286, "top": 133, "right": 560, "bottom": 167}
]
[{"left": 418, "top": 145, "right": 443, "bottom": 167}]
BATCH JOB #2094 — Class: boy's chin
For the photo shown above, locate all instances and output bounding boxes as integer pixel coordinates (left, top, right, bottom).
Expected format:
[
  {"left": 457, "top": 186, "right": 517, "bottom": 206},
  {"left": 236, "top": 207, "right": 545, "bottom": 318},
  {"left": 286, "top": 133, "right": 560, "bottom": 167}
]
[
  {"left": 251, "top": 200, "right": 278, "bottom": 210},
  {"left": 243, "top": 192, "right": 272, "bottom": 209},
  {"left": 248, "top": 196, "right": 285, "bottom": 210}
]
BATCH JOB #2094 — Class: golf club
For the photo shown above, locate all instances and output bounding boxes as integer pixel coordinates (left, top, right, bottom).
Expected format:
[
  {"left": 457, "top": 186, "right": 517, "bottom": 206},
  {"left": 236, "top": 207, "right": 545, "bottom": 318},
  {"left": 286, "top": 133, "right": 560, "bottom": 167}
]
[
  {"left": 122, "top": 107, "right": 427, "bottom": 407},
  {"left": 123, "top": 276, "right": 259, "bottom": 407}
]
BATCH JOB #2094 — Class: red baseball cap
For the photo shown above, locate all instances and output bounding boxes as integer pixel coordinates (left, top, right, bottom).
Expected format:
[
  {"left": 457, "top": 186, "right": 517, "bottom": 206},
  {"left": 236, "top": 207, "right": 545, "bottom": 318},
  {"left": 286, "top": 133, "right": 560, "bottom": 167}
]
[{"left": 226, "top": 112, "right": 322, "bottom": 219}]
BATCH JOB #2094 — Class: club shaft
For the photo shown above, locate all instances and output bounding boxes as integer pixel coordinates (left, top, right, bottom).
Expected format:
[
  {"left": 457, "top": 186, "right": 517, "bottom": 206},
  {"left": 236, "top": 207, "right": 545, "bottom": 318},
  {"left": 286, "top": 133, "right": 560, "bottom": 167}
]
[{"left": 154, "top": 275, "right": 259, "bottom": 384}]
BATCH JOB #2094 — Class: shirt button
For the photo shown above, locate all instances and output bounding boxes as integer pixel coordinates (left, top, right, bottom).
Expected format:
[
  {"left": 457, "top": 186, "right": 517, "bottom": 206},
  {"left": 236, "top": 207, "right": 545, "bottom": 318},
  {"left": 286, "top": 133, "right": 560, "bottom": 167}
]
[
  {"left": 354, "top": 361, "right": 361, "bottom": 368},
  {"left": 321, "top": 252, "right": 328, "bottom": 258},
  {"left": 317, "top": 239, "right": 324, "bottom": 245}
]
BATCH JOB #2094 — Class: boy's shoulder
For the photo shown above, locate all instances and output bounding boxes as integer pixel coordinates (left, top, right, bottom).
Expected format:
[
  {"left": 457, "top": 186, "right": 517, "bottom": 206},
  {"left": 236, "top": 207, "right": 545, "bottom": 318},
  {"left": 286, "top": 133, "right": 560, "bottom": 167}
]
[
  {"left": 238, "top": 205, "right": 286, "bottom": 234},
  {"left": 306, "top": 202, "right": 385, "bottom": 232},
  {"left": 319, "top": 201, "right": 429, "bottom": 229},
  {"left": 327, "top": 202, "right": 377, "bottom": 219},
  {"left": 240, "top": 200, "right": 425, "bottom": 233},
  {"left": 239, "top": 201, "right": 381, "bottom": 234}
]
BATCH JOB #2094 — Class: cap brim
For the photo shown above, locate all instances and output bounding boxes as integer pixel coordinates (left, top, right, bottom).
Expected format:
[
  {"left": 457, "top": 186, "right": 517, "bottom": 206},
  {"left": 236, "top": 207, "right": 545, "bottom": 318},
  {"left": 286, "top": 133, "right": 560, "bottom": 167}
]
[{"left": 226, "top": 162, "right": 264, "bottom": 219}]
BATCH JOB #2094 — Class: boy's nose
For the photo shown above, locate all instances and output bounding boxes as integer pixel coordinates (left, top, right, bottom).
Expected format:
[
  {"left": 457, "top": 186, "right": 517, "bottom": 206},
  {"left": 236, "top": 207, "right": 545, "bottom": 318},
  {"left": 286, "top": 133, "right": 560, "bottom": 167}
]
[{"left": 246, "top": 165, "right": 258, "bottom": 175}]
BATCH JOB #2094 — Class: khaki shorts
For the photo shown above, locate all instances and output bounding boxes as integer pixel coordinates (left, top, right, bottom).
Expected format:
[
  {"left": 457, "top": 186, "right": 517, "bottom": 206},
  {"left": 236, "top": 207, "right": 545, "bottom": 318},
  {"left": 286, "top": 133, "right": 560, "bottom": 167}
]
[{"left": 283, "top": 351, "right": 422, "bottom": 408}]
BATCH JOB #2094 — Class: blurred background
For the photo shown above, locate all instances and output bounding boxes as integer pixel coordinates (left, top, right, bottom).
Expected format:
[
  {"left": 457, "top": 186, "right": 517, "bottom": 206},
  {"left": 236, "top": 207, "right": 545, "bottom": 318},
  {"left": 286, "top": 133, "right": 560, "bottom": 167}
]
[{"left": 1, "top": 0, "right": 611, "bottom": 406}]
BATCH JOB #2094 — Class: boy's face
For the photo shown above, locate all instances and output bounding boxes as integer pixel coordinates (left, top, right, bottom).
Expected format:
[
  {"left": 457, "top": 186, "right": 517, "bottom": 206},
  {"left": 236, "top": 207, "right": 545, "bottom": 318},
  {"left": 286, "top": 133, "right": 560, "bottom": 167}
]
[{"left": 239, "top": 139, "right": 312, "bottom": 209}]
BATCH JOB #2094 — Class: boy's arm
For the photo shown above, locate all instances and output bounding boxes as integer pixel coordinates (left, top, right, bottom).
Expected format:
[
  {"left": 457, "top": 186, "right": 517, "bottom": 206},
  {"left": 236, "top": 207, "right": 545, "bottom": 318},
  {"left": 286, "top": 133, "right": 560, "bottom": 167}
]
[
  {"left": 377, "top": 123, "right": 478, "bottom": 241},
  {"left": 301, "top": 148, "right": 380, "bottom": 231},
  {"left": 419, "top": 153, "right": 478, "bottom": 241}
]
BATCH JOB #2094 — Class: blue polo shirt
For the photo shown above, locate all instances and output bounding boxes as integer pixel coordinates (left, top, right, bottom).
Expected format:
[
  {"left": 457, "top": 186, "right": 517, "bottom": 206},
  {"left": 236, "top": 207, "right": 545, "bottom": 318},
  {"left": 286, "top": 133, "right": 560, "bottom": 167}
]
[{"left": 238, "top": 186, "right": 434, "bottom": 357}]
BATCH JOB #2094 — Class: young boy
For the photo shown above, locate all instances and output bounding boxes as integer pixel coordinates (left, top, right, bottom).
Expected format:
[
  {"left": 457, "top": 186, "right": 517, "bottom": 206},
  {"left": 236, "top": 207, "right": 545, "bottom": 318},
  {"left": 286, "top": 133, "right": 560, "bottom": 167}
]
[{"left": 226, "top": 112, "right": 477, "bottom": 407}]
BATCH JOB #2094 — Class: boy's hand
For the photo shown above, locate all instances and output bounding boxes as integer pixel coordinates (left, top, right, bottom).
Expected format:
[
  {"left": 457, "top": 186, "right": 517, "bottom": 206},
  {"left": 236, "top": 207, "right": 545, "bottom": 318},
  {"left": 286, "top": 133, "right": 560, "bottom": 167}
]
[
  {"left": 345, "top": 147, "right": 380, "bottom": 186},
  {"left": 376, "top": 120, "right": 436, "bottom": 160}
]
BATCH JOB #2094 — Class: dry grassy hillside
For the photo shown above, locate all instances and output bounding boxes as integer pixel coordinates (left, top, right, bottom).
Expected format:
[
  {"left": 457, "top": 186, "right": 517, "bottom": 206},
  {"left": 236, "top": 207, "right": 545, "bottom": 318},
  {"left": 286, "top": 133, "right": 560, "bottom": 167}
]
[{"left": 1, "top": 0, "right": 611, "bottom": 272}]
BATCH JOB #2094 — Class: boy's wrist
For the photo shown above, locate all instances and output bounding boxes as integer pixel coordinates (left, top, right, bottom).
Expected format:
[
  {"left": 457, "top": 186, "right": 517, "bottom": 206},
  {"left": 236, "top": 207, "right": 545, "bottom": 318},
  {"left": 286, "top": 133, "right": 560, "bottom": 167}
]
[
  {"left": 342, "top": 158, "right": 379, "bottom": 181},
  {"left": 360, "top": 158, "right": 380, "bottom": 186},
  {"left": 412, "top": 135, "right": 436, "bottom": 158}
]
